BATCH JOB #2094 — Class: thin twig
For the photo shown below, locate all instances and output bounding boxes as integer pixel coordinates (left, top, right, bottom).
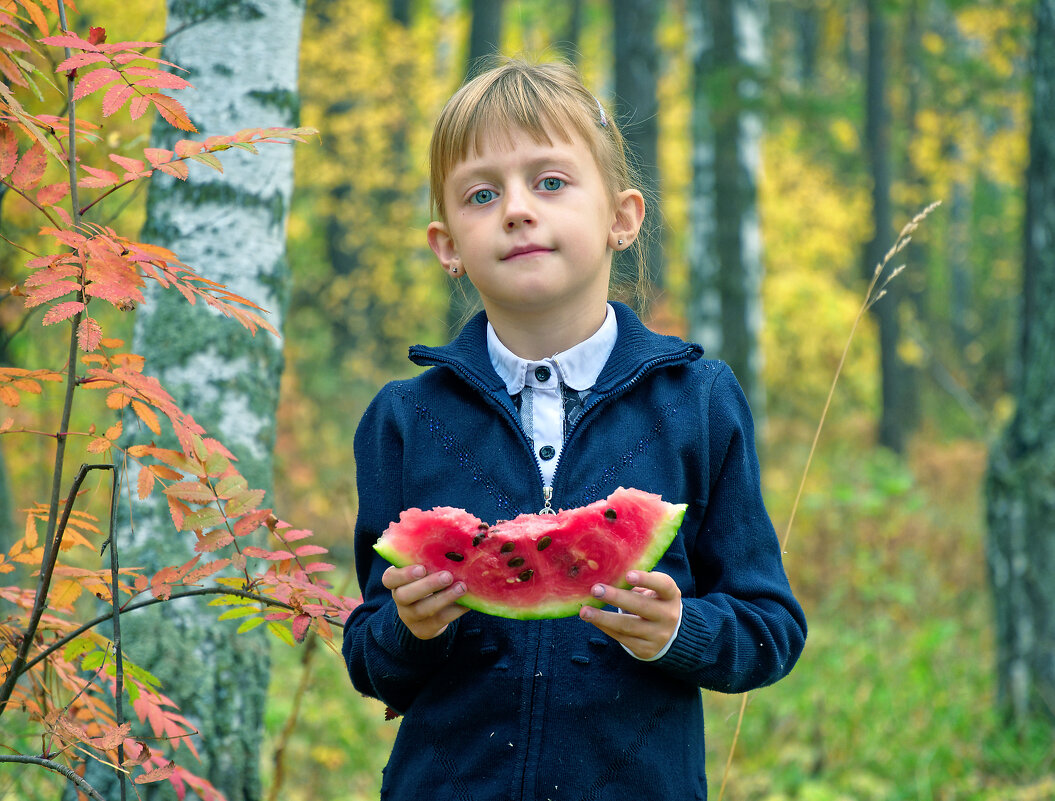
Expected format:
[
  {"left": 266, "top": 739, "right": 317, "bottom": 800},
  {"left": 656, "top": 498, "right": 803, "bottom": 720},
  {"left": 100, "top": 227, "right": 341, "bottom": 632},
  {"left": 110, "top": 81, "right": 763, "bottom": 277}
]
[{"left": 0, "top": 755, "right": 108, "bottom": 801}]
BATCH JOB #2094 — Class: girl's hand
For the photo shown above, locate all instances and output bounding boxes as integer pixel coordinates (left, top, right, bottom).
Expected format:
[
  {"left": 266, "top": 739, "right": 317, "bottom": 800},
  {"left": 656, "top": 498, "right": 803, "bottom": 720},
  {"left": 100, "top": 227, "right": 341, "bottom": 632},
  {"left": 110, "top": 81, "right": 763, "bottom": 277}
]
[
  {"left": 382, "top": 564, "right": 469, "bottom": 640},
  {"left": 578, "top": 570, "right": 681, "bottom": 660}
]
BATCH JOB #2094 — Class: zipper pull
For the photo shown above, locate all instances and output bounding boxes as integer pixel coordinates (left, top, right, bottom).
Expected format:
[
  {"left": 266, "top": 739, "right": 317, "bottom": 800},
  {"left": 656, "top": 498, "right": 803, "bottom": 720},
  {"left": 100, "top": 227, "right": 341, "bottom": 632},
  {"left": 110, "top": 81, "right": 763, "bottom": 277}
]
[{"left": 540, "top": 486, "right": 557, "bottom": 515}]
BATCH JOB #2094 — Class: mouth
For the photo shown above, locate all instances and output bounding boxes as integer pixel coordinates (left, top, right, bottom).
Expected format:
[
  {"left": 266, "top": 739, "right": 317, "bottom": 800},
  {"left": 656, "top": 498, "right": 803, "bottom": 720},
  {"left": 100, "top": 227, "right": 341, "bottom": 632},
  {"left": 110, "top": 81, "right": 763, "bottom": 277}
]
[{"left": 501, "top": 244, "right": 552, "bottom": 261}]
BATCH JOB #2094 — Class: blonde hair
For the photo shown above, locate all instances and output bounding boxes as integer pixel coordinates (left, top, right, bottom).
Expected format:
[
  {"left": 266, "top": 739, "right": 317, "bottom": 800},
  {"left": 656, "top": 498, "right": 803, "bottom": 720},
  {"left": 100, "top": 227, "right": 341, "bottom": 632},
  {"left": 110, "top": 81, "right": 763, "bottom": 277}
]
[{"left": 428, "top": 58, "right": 647, "bottom": 301}]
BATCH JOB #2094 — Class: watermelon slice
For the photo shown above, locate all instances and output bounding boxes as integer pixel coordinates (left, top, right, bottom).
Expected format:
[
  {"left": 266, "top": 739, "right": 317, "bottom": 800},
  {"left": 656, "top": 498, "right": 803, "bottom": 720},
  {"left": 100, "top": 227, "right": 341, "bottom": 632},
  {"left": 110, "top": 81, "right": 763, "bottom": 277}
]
[{"left": 373, "top": 487, "right": 687, "bottom": 619}]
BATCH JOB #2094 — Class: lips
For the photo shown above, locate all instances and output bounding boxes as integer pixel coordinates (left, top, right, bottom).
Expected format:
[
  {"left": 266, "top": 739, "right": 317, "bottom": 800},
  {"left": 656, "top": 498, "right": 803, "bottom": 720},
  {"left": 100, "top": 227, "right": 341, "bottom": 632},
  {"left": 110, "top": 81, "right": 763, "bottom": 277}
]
[{"left": 502, "top": 244, "right": 552, "bottom": 260}]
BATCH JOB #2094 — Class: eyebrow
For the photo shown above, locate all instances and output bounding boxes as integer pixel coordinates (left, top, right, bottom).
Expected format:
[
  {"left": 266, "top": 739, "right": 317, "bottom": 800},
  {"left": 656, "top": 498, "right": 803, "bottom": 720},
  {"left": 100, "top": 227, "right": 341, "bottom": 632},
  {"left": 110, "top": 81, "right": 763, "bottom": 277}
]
[{"left": 451, "top": 153, "right": 579, "bottom": 185}]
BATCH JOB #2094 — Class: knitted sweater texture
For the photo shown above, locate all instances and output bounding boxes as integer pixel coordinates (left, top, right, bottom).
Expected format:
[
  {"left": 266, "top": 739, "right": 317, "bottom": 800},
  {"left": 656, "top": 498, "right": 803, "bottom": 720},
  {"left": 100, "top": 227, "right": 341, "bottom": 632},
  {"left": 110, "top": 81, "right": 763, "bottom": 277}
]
[{"left": 343, "top": 302, "right": 807, "bottom": 800}]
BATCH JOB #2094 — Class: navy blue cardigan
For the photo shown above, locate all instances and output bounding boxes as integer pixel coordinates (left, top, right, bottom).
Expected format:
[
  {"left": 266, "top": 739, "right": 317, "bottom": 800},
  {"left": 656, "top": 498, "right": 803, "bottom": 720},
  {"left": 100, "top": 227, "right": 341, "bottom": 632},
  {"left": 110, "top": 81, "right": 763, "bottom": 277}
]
[{"left": 343, "top": 302, "right": 806, "bottom": 800}]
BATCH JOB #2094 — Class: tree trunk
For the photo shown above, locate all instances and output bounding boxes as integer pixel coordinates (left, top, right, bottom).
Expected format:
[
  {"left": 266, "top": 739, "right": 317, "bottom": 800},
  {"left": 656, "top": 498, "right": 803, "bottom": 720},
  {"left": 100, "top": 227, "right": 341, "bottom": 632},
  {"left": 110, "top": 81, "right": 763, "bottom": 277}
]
[
  {"left": 686, "top": 0, "right": 766, "bottom": 424},
  {"left": 81, "top": 0, "right": 302, "bottom": 798},
  {"left": 554, "top": 0, "right": 583, "bottom": 65},
  {"left": 986, "top": 0, "right": 1055, "bottom": 730},
  {"left": 612, "top": 0, "right": 663, "bottom": 302},
  {"left": 863, "top": 0, "right": 914, "bottom": 453}
]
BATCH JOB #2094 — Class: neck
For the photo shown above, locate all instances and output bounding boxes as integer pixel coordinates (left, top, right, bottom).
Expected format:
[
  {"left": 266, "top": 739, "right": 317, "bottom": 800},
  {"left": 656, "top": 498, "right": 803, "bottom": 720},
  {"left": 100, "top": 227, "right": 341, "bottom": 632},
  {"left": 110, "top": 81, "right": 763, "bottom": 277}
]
[{"left": 486, "top": 301, "right": 609, "bottom": 360}]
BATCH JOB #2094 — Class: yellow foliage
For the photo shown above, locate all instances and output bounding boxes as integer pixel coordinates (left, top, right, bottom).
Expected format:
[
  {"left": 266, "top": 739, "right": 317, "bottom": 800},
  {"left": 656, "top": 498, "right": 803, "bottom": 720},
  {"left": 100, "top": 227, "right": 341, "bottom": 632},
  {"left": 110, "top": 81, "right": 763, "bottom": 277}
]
[{"left": 759, "top": 120, "right": 877, "bottom": 418}]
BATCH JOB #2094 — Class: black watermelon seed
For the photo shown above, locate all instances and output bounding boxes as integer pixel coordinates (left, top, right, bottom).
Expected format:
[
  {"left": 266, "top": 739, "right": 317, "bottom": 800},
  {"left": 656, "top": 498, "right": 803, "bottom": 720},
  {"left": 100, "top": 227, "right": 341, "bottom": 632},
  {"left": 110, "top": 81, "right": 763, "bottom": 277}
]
[
  {"left": 472, "top": 534, "right": 485, "bottom": 547},
  {"left": 445, "top": 551, "right": 464, "bottom": 562},
  {"left": 536, "top": 536, "right": 552, "bottom": 551},
  {"left": 507, "top": 556, "right": 525, "bottom": 568},
  {"left": 569, "top": 565, "right": 580, "bottom": 577},
  {"left": 604, "top": 508, "right": 617, "bottom": 521},
  {"left": 518, "top": 569, "right": 534, "bottom": 581},
  {"left": 500, "top": 542, "right": 516, "bottom": 554},
  {"left": 477, "top": 523, "right": 489, "bottom": 531}
]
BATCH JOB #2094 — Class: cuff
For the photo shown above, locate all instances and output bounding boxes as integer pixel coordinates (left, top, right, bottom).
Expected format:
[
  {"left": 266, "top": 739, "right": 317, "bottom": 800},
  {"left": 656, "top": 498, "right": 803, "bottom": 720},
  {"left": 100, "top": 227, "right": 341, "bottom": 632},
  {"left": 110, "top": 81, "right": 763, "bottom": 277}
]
[
  {"left": 622, "top": 601, "right": 683, "bottom": 662},
  {"left": 372, "top": 600, "right": 459, "bottom": 662},
  {"left": 653, "top": 599, "right": 716, "bottom": 673}
]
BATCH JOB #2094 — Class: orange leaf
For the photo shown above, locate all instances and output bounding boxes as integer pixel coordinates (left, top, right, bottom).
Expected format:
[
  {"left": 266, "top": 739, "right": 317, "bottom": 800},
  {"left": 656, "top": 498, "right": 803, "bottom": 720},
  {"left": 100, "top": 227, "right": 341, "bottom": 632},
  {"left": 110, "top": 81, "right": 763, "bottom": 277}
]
[
  {"left": 135, "top": 760, "right": 175, "bottom": 784},
  {"left": 42, "top": 300, "right": 85, "bottom": 325},
  {"left": 149, "top": 93, "right": 197, "bottom": 133},
  {"left": 87, "top": 436, "right": 111, "bottom": 454},
  {"left": 78, "top": 164, "right": 122, "bottom": 188},
  {"left": 50, "top": 578, "right": 83, "bottom": 611},
  {"left": 9, "top": 142, "right": 47, "bottom": 191},
  {"left": 106, "top": 389, "right": 131, "bottom": 409},
  {"left": 131, "top": 400, "right": 161, "bottom": 435},
  {"left": 77, "top": 316, "right": 103, "bottom": 352},
  {"left": 0, "top": 387, "right": 21, "bottom": 407},
  {"left": 105, "top": 421, "right": 122, "bottom": 439},
  {"left": 137, "top": 465, "right": 155, "bottom": 500}
]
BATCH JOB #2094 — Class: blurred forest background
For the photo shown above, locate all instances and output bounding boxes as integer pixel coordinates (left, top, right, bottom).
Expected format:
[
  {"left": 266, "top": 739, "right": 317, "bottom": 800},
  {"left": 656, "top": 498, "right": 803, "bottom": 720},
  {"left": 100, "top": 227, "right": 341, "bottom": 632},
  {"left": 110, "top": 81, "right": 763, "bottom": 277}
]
[{"left": 2, "top": 0, "right": 1053, "bottom": 799}]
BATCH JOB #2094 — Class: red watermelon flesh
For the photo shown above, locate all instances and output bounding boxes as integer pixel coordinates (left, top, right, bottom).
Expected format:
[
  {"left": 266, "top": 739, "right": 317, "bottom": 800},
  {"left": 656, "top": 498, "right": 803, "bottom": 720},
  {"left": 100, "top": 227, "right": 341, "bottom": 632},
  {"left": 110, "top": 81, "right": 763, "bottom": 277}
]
[{"left": 373, "top": 487, "right": 687, "bottom": 619}]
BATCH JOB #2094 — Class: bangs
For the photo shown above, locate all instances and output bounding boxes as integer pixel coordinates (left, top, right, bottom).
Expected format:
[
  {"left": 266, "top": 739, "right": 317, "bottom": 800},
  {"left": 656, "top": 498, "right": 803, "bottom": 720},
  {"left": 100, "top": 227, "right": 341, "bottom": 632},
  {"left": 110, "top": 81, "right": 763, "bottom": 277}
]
[{"left": 429, "top": 63, "right": 603, "bottom": 219}]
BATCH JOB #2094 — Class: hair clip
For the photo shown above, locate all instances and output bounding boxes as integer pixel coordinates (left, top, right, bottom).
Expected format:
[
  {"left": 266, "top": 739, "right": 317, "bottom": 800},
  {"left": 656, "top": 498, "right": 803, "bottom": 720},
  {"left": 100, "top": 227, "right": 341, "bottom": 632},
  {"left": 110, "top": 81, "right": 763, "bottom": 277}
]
[{"left": 595, "top": 96, "right": 608, "bottom": 128}]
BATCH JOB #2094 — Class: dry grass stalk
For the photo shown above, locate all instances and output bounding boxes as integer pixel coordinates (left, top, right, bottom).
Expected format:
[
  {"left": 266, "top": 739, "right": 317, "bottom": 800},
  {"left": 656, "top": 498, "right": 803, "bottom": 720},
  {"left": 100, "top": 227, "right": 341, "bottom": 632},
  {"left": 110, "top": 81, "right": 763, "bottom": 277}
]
[{"left": 715, "top": 200, "right": 941, "bottom": 801}]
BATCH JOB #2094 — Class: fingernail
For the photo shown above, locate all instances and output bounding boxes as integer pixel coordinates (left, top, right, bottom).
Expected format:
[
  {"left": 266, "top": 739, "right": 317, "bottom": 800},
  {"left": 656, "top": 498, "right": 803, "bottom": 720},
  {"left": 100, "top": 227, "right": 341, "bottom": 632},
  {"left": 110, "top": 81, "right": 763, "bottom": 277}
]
[
  {"left": 412, "top": 565, "right": 426, "bottom": 579},
  {"left": 626, "top": 571, "right": 639, "bottom": 584},
  {"left": 439, "top": 571, "right": 453, "bottom": 584},
  {"left": 453, "top": 582, "right": 466, "bottom": 595},
  {"left": 580, "top": 607, "right": 593, "bottom": 620},
  {"left": 591, "top": 584, "right": 605, "bottom": 598}
]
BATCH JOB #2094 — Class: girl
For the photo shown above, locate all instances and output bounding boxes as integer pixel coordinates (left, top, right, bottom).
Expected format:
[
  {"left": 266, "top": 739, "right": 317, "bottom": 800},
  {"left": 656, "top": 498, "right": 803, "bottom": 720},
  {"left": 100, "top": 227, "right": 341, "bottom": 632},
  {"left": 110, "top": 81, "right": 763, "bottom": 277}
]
[{"left": 343, "top": 59, "right": 806, "bottom": 800}]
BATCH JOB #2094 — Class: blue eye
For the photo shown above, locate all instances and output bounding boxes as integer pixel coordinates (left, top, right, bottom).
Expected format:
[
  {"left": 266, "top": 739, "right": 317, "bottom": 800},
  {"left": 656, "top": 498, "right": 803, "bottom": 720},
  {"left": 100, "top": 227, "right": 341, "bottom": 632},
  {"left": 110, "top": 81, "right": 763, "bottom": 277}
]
[
  {"left": 470, "top": 189, "right": 495, "bottom": 204},
  {"left": 540, "top": 177, "right": 564, "bottom": 191}
]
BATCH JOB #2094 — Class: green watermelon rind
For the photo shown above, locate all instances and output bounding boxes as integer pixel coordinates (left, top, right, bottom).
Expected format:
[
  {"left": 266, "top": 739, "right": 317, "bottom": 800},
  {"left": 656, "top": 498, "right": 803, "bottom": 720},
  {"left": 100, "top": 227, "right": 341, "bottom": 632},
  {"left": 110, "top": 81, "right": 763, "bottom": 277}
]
[{"left": 373, "top": 495, "right": 688, "bottom": 621}]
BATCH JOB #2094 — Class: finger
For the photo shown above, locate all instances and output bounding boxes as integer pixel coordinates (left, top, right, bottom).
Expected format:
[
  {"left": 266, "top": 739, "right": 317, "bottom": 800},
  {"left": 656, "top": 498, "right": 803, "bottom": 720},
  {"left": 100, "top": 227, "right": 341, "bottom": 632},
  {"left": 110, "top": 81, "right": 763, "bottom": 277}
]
[
  {"left": 402, "top": 579, "right": 468, "bottom": 622},
  {"left": 390, "top": 570, "right": 459, "bottom": 606},
  {"left": 625, "top": 570, "right": 680, "bottom": 599},
  {"left": 589, "top": 583, "right": 665, "bottom": 620},
  {"left": 382, "top": 564, "right": 426, "bottom": 590}
]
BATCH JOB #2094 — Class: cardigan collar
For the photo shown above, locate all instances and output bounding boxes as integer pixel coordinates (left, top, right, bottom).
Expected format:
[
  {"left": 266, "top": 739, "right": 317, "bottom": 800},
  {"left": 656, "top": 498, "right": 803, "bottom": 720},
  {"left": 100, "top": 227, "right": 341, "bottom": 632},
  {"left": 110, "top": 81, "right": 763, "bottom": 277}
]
[{"left": 409, "top": 302, "right": 703, "bottom": 396}]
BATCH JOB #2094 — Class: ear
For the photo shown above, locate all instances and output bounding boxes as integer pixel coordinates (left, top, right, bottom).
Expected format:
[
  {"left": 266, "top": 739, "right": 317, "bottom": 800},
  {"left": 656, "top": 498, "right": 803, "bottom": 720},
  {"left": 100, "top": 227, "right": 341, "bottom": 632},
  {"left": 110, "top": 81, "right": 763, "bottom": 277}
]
[
  {"left": 427, "top": 221, "right": 464, "bottom": 278},
  {"left": 609, "top": 189, "right": 645, "bottom": 251}
]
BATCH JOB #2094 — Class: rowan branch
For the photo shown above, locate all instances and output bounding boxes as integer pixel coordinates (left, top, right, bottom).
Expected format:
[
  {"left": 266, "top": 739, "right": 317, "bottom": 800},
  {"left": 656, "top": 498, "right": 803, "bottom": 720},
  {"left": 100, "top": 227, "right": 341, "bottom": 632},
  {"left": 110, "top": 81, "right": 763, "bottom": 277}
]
[{"left": 0, "top": 755, "right": 108, "bottom": 801}]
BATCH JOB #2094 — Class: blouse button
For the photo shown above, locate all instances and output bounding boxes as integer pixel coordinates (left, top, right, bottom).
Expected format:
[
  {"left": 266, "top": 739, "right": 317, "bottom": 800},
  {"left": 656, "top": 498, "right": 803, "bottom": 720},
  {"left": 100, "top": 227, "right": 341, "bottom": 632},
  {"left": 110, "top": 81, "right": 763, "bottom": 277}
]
[
  {"left": 534, "top": 366, "right": 551, "bottom": 383},
  {"left": 539, "top": 445, "right": 556, "bottom": 461}
]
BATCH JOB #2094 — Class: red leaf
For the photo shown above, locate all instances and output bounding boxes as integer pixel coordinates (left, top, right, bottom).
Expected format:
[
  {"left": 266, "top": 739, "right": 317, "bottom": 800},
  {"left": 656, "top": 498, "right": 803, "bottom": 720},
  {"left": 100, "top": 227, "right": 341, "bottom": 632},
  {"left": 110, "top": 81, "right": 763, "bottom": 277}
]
[
  {"left": 0, "top": 124, "right": 17, "bottom": 179},
  {"left": 109, "top": 153, "right": 147, "bottom": 175},
  {"left": 88, "top": 26, "right": 106, "bottom": 45},
  {"left": 130, "top": 71, "right": 192, "bottom": 91},
  {"left": 73, "top": 67, "right": 120, "bottom": 100},
  {"left": 39, "top": 32, "right": 99, "bottom": 51},
  {"left": 157, "top": 161, "right": 189, "bottom": 180},
  {"left": 36, "top": 182, "right": 70, "bottom": 207},
  {"left": 56, "top": 51, "right": 111, "bottom": 72},
  {"left": 129, "top": 93, "right": 151, "bottom": 120},
  {"left": 291, "top": 614, "right": 311, "bottom": 643},
  {"left": 9, "top": 142, "right": 47, "bottom": 191},
  {"left": 78, "top": 164, "right": 122, "bottom": 188},
  {"left": 42, "top": 300, "right": 85, "bottom": 325},
  {"left": 102, "top": 83, "right": 136, "bottom": 117},
  {"left": 143, "top": 147, "right": 173, "bottom": 168},
  {"left": 294, "top": 544, "right": 328, "bottom": 557},
  {"left": 77, "top": 316, "right": 103, "bottom": 352}
]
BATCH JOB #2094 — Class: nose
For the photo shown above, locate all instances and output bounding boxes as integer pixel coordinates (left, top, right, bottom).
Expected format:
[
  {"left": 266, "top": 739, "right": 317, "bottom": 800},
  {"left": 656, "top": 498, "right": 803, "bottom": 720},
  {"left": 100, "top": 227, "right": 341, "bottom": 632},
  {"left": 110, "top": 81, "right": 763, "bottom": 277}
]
[{"left": 502, "top": 184, "right": 536, "bottom": 229}]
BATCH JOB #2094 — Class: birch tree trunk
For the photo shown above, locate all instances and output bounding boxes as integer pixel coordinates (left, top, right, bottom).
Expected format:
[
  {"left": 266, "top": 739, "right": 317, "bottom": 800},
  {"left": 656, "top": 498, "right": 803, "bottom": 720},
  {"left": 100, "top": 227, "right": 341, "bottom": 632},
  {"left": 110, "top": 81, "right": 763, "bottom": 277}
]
[
  {"left": 986, "top": 0, "right": 1055, "bottom": 730},
  {"left": 82, "top": 0, "right": 303, "bottom": 798},
  {"left": 687, "top": 0, "right": 767, "bottom": 424}
]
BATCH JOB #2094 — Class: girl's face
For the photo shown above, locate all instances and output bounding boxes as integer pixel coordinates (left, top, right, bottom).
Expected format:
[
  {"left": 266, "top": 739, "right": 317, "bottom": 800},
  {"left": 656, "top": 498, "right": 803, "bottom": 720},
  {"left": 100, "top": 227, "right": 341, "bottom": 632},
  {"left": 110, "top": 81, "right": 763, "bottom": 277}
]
[{"left": 427, "top": 127, "right": 642, "bottom": 337}]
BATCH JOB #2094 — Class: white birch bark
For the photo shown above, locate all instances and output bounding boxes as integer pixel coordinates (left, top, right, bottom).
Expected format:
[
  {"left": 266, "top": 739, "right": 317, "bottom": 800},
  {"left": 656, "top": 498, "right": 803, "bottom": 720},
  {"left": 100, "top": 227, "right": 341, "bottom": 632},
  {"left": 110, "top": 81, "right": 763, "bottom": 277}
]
[{"left": 83, "top": 1, "right": 304, "bottom": 798}]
